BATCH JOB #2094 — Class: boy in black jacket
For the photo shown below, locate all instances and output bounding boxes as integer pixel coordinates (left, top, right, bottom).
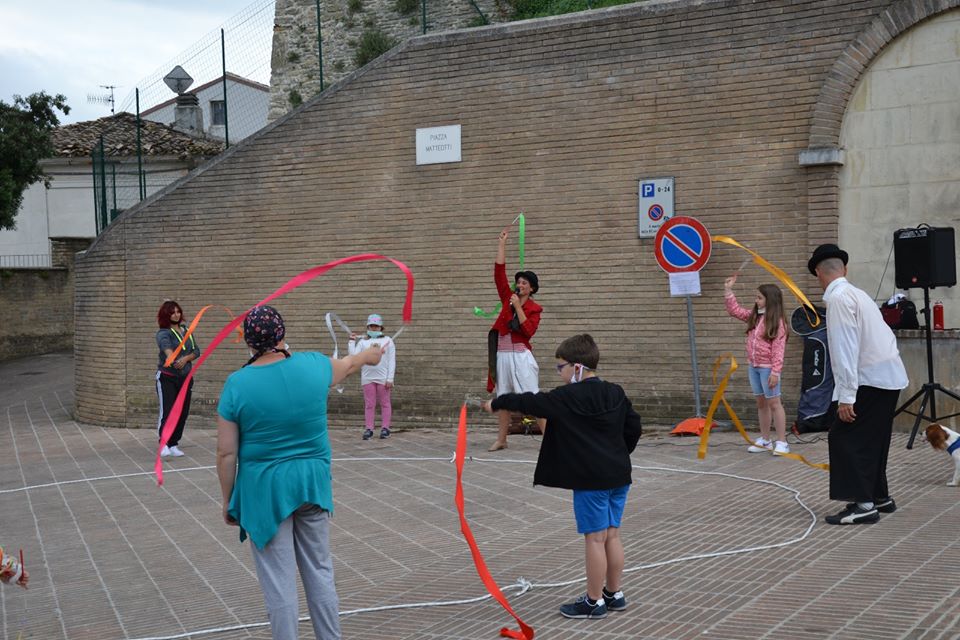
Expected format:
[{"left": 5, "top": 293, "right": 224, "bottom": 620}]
[{"left": 482, "top": 333, "right": 641, "bottom": 619}]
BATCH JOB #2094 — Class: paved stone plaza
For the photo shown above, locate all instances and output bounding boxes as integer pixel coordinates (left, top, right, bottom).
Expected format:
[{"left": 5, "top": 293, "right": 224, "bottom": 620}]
[{"left": 1, "top": 352, "right": 958, "bottom": 639}]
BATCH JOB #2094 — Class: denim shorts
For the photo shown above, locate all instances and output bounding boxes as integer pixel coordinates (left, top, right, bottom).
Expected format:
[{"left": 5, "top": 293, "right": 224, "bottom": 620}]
[
  {"left": 572, "top": 485, "right": 630, "bottom": 535},
  {"left": 747, "top": 364, "right": 781, "bottom": 399}
]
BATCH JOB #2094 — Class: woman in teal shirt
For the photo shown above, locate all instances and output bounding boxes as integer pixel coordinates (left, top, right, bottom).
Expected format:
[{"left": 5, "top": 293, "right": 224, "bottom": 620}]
[{"left": 216, "top": 305, "right": 382, "bottom": 640}]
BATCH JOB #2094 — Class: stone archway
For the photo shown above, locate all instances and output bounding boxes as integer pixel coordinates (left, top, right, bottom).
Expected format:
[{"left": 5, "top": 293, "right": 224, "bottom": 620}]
[
  {"left": 838, "top": 8, "right": 960, "bottom": 306},
  {"left": 801, "top": 0, "right": 960, "bottom": 255}
]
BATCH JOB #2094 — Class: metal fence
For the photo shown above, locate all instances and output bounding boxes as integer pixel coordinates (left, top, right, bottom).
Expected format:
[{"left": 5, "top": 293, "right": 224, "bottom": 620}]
[
  {"left": 93, "top": 0, "right": 276, "bottom": 232},
  {"left": 89, "top": 0, "right": 621, "bottom": 234},
  {"left": 0, "top": 254, "right": 53, "bottom": 269}
]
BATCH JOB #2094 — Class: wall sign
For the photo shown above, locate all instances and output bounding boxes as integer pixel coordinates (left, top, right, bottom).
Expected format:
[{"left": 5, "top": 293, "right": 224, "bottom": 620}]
[
  {"left": 416, "top": 125, "right": 462, "bottom": 165},
  {"left": 638, "top": 177, "right": 675, "bottom": 237}
]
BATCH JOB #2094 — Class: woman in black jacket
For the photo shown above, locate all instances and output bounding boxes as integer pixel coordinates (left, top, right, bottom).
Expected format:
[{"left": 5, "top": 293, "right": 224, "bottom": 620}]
[{"left": 155, "top": 300, "right": 201, "bottom": 457}]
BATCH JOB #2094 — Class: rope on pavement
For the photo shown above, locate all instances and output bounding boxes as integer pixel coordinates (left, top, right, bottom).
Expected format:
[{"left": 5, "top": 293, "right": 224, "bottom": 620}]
[{"left": 116, "top": 456, "right": 817, "bottom": 640}]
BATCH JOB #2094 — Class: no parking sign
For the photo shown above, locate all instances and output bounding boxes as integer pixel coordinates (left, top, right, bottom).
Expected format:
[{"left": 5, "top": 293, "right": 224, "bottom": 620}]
[{"left": 654, "top": 216, "right": 712, "bottom": 274}]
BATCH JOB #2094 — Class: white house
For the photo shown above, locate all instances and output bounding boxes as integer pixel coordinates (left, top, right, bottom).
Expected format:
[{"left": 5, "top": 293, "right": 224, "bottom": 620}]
[
  {"left": 0, "top": 113, "right": 222, "bottom": 267},
  {"left": 141, "top": 73, "right": 270, "bottom": 143}
]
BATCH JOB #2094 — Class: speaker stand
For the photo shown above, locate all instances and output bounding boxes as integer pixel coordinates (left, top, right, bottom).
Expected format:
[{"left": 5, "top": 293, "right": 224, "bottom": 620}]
[{"left": 896, "top": 286, "right": 960, "bottom": 448}]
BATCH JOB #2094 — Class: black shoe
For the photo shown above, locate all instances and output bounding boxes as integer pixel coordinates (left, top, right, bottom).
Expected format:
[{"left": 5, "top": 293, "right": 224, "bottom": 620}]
[
  {"left": 825, "top": 504, "right": 879, "bottom": 525},
  {"left": 602, "top": 589, "right": 627, "bottom": 612},
  {"left": 380, "top": 427, "right": 391, "bottom": 439},
  {"left": 875, "top": 497, "right": 897, "bottom": 513},
  {"left": 559, "top": 595, "right": 607, "bottom": 619},
  {"left": 844, "top": 497, "right": 897, "bottom": 514},
  {"left": 362, "top": 429, "right": 374, "bottom": 441}
]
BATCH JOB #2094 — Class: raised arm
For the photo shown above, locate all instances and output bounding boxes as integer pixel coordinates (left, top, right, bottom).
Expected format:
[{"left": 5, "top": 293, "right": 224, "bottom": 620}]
[
  {"left": 330, "top": 345, "right": 383, "bottom": 387},
  {"left": 723, "top": 275, "right": 752, "bottom": 323}
]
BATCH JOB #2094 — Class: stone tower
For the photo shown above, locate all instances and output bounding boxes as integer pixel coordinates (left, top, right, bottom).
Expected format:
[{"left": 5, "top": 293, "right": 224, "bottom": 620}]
[{"left": 269, "top": 0, "right": 506, "bottom": 120}]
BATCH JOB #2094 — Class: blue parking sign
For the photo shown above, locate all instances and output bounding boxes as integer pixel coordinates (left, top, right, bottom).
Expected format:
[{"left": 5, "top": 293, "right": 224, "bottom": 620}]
[{"left": 641, "top": 183, "right": 655, "bottom": 198}]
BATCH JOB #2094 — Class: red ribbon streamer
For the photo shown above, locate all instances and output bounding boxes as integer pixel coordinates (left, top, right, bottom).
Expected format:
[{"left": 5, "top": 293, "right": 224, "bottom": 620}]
[
  {"left": 155, "top": 254, "right": 415, "bottom": 485},
  {"left": 455, "top": 404, "right": 535, "bottom": 640}
]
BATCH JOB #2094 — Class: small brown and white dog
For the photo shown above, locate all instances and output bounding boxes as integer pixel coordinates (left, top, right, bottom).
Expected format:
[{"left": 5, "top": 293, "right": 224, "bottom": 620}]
[{"left": 925, "top": 423, "right": 960, "bottom": 487}]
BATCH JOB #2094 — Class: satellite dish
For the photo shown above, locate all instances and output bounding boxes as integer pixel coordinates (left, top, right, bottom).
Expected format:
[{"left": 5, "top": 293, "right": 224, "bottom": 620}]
[{"left": 163, "top": 66, "right": 194, "bottom": 95}]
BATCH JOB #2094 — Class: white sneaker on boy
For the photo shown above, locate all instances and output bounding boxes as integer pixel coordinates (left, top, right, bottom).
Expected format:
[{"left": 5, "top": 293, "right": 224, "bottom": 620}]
[{"left": 747, "top": 437, "right": 773, "bottom": 453}]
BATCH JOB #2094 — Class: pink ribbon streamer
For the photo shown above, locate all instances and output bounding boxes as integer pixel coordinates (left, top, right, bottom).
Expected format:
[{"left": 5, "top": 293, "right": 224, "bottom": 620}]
[{"left": 155, "top": 254, "right": 415, "bottom": 485}]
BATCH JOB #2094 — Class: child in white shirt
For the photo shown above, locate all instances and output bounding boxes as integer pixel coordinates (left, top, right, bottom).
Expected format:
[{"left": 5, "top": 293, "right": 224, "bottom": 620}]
[{"left": 348, "top": 313, "right": 397, "bottom": 440}]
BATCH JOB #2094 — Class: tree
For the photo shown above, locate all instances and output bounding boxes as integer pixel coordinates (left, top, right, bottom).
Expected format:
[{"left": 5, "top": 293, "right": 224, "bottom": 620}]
[{"left": 0, "top": 92, "right": 70, "bottom": 230}]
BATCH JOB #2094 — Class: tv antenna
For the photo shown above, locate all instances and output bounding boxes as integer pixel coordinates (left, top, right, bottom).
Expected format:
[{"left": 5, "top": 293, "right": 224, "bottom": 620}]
[{"left": 87, "top": 85, "right": 117, "bottom": 114}]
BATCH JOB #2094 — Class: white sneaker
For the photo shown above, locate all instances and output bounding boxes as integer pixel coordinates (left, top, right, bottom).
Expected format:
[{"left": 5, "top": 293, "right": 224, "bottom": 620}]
[
  {"left": 169, "top": 445, "right": 185, "bottom": 457},
  {"left": 160, "top": 445, "right": 172, "bottom": 457},
  {"left": 747, "top": 437, "right": 773, "bottom": 453},
  {"left": 773, "top": 441, "right": 790, "bottom": 456}
]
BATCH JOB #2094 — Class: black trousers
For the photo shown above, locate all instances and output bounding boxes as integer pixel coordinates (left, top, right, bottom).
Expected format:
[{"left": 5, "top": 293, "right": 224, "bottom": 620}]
[
  {"left": 156, "top": 371, "right": 193, "bottom": 447},
  {"left": 828, "top": 386, "right": 899, "bottom": 503}
]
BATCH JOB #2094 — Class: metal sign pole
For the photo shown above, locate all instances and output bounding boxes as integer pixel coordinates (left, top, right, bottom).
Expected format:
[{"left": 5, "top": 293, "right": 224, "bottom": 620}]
[
  {"left": 685, "top": 295, "right": 702, "bottom": 416},
  {"left": 653, "top": 215, "right": 712, "bottom": 433}
]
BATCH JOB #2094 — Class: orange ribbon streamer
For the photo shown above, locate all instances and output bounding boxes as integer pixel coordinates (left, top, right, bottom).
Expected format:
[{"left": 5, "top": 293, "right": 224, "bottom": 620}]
[
  {"left": 163, "top": 304, "right": 243, "bottom": 368},
  {"left": 697, "top": 354, "right": 829, "bottom": 470},
  {"left": 455, "top": 404, "right": 535, "bottom": 640},
  {"left": 712, "top": 235, "right": 820, "bottom": 327}
]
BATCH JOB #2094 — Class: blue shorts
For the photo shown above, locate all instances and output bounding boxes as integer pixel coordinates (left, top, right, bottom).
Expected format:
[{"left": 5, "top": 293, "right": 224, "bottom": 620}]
[
  {"left": 747, "top": 364, "right": 781, "bottom": 399},
  {"left": 572, "top": 485, "right": 630, "bottom": 535}
]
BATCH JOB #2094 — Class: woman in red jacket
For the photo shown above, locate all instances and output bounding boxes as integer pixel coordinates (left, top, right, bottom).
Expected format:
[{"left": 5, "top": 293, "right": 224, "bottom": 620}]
[{"left": 487, "top": 226, "right": 542, "bottom": 451}]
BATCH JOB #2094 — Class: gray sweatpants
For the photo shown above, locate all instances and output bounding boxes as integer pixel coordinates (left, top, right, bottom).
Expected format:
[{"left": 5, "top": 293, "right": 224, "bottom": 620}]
[{"left": 250, "top": 504, "right": 341, "bottom": 640}]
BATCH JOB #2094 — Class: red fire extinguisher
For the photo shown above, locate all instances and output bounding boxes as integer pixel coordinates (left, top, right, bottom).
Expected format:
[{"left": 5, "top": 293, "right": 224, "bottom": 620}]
[{"left": 933, "top": 300, "right": 945, "bottom": 330}]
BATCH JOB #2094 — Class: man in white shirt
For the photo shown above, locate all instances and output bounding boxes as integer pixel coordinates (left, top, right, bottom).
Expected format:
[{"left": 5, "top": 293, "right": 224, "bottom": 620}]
[{"left": 809, "top": 244, "right": 909, "bottom": 525}]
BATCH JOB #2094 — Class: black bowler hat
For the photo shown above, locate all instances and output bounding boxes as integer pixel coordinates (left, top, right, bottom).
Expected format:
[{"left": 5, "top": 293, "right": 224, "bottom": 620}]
[
  {"left": 515, "top": 270, "right": 539, "bottom": 294},
  {"left": 807, "top": 244, "right": 849, "bottom": 275}
]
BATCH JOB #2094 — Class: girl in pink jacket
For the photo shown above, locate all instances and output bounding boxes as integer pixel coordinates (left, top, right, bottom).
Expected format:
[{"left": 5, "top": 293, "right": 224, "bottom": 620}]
[{"left": 724, "top": 275, "right": 790, "bottom": 455}]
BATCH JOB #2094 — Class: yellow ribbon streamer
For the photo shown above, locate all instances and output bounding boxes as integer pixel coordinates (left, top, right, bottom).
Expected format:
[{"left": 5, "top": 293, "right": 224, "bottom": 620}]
[
  {"left": 712, "top": 235, "right": 821, "bottom": 328},
  {"left": 163, "top": 304, "right": 243, "bottom": 368},
  {"left": 697, "top": 353, "right": 829, "bottom": 471}
]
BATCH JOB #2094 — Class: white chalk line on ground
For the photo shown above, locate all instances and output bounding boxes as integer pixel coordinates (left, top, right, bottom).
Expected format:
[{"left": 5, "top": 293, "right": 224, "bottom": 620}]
[{"left": 2, "top": 453, "right": 819, "bottom": 640}]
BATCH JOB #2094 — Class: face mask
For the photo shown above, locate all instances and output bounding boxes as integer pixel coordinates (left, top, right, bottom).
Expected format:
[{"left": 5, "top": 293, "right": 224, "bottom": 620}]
[
  {"left": 569, "top": 364, "right": 583, "bottom": 384},
  {"left": 367, "top": 330, "right": 383, "bottom": 338}
]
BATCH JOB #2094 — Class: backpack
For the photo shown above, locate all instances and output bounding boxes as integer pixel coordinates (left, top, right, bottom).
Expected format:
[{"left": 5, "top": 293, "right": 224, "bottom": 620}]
[{"left": 880, "top": 299, "right": 920, "bottom": 330}]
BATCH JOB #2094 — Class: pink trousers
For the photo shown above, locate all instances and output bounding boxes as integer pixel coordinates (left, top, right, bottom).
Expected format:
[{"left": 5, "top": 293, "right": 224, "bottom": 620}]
[{"left": 362, "top": 382, "right": 392, "bottom": 429}]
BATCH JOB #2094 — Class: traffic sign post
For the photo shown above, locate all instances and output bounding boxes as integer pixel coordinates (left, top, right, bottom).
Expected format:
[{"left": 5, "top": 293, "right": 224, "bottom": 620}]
[{"left": 654, "top": 217, "right": 716, "bottom": 435}]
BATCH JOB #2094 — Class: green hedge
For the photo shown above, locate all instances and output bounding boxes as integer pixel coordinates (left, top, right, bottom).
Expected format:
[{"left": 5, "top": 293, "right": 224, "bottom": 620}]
[{"left": 507, "top": 0, "right": 636, "bottom": 20}]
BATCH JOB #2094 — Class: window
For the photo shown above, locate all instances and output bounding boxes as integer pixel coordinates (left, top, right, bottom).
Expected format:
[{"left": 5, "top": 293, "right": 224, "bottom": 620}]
[{"left": 210, "top": 100, "right": 226, "bottom": 126}]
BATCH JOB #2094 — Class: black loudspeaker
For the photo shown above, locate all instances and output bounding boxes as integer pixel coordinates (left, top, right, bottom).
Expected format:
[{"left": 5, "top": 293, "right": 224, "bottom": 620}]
[{"left": 894, "top": 225, "right": 956, "bottom": 289}]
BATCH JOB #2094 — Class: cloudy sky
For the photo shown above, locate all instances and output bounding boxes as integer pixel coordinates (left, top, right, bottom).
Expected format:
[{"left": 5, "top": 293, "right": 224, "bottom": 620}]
[{"left": 0, "top": 0, "right": 267, "bottom": 124}]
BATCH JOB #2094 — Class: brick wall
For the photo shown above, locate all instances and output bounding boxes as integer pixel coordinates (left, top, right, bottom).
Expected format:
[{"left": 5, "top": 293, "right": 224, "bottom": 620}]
[
  {"left": 75, "top": 0, "right": 954, "bottom": 429},
  {"left": 74, "top": 231, "right": 126, "bottom": 426},
  {"left": 0, "top": 238, "right": 90, "bottom": 362}
]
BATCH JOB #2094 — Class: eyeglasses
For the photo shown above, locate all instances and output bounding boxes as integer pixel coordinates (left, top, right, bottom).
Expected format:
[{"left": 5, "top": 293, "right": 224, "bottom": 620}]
[{"left": 556, "top": 362, "right": 573, "bottom": 374}]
